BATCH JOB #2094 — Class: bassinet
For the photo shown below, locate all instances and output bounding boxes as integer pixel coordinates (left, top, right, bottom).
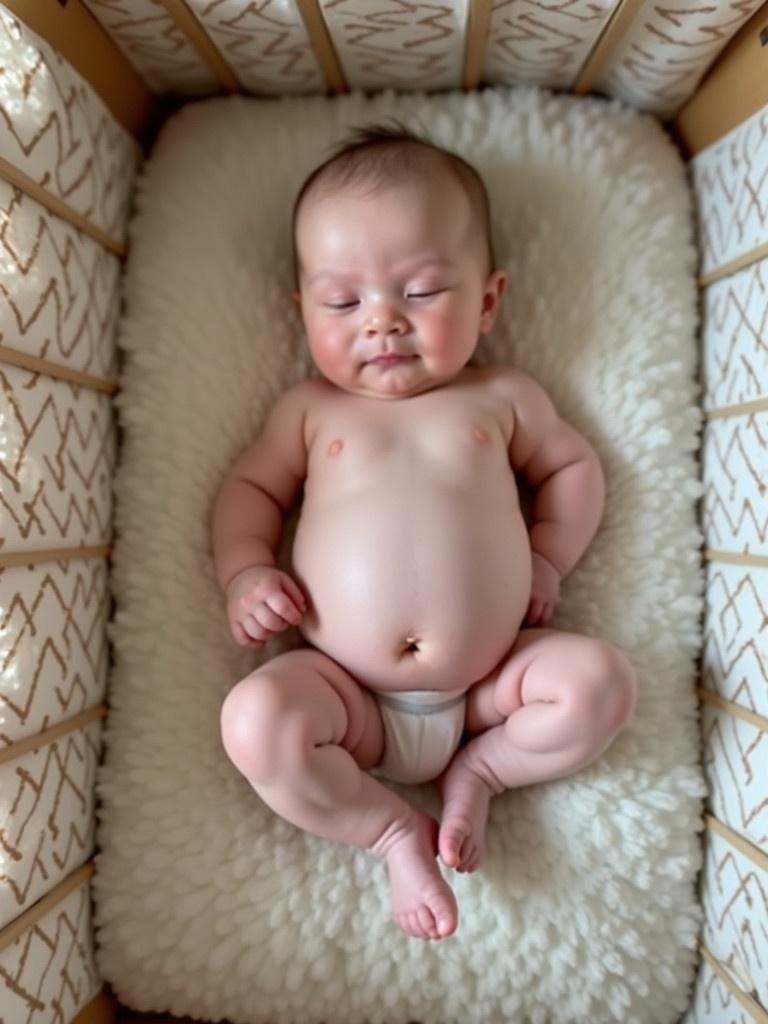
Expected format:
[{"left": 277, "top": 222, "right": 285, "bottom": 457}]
[{"left": 0, "top": 3, "right": 766, "bottom": 1023}]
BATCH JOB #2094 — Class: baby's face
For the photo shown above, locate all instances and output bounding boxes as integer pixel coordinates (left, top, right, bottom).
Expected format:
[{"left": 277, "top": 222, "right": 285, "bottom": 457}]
[{"left": 294, "top": 172, "right": 506, "bottom": 399}]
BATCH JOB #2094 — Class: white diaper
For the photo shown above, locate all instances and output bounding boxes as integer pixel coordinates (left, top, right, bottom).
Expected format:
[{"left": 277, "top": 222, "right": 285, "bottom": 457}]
[{"left": 371, "top": 687, "right": 467, "bottom": 785}]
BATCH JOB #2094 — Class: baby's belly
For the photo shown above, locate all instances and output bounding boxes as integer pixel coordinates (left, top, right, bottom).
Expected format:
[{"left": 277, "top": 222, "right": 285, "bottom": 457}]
[{"left": 291, "top": 490, "right": 532, "bottom": 692}]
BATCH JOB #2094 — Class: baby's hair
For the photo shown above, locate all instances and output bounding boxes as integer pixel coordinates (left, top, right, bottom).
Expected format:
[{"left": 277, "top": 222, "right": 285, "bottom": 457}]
[{"left": 291, "top": 121, "right": 495, "bottom": 279}]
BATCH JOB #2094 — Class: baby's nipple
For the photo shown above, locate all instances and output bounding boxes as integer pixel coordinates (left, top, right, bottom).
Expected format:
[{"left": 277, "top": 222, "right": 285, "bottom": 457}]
[{"left": 327, "top": 439, "right": 344, "bottom": 458}]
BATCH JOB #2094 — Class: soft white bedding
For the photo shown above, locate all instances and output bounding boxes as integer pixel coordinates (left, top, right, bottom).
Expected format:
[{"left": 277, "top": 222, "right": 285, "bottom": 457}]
[{"left": 94, "top": 87, "right": 705, "bottom": 1024}]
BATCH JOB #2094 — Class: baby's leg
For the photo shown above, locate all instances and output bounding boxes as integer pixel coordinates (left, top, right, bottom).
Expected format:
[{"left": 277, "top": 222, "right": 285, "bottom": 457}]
[
  {"left": 221, "top": 648, "right": 457, "bottom": 940},
  {"left": 439, "top": 629, "right": 637, "bottom": 872}
]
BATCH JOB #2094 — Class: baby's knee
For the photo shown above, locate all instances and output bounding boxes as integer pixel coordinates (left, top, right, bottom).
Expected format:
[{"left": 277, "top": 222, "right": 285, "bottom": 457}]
[
  {"left": 220, "top": 671, "right": 311, "bottom": 783},
  {"left": 605, "top": 645, "right": 638, "bottom": 731},
  {"left": 569, "top": 641, "right": 637, "bottom": 737}
]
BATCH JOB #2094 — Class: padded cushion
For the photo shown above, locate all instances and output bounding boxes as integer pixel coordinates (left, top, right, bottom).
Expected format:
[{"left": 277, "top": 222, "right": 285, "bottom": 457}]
[{"left": 94, "top": 87, "right": 705, "bottom": 1024}]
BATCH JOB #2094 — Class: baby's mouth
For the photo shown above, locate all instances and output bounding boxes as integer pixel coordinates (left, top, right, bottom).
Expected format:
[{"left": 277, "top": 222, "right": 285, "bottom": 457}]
[{"left": 368, "top": 354, "right": 418, "bottom": 366}]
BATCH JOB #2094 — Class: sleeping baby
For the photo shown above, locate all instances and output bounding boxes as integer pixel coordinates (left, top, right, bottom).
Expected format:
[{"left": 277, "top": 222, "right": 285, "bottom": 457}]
[{"left": 212, "top": 126, "right": 637, "bottom": 941}]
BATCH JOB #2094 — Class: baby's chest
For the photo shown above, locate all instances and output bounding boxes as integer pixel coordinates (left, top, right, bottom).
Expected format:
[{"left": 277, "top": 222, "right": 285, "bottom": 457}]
[{"left": 307, "top": 409, "right": 510, "bottom": 481}]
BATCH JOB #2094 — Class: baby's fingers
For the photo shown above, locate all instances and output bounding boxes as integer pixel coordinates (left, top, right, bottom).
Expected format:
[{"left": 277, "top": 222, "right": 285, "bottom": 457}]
[
  {"left": 232, "top": 621, "right": 265, "bottom": 648},
  {"left": 279, "top": 575, "right": 308, "bottom": 615},
  {"left": 526, "top": 597, "right": 544, "bottom": 626},
  {"left": 265, "top": 590, "right": 304, "bottom": 625},
  {"left": 251, "top": 604, "right": 290, "bottom": 633},
  {"left": 241, "top": 613, "right": 271, "bottom": 643}
]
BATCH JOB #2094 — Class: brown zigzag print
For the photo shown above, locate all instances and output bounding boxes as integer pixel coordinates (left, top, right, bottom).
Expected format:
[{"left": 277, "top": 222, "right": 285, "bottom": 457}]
[
  {"left": 0, "top": 9, "right": 137, "bottom": 237},
  {"left": 0, "top": 884, "right": 96, "bottom": 1016},
  {"left": 703, "top": 710, "right": 767, "bottom": 838},
  {"left": 699, "top": 832, "right": 767, "bottom": 1006},
  {"left": 0, "top": 560, "right": 109, "bottom": 746},
  {"left": 0, "top": 188, "right": 120, "bottom": 375},
  {"left": 1, "top": 741, "right": 99, "bottom": 924}
]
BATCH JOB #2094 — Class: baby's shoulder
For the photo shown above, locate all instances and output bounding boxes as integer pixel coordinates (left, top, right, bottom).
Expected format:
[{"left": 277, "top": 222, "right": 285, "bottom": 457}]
[
  {"left": 481, "top": 365, "right": 549, "bottom": 403},
  {"left": 265, "top": 377, "right": 339, "bottom": 452},
  {"left": 280, "top": 375, "right": 329, "bottom": 401},
  {"left": 269, "top": 376, "right": 331, "bottom": 415}
]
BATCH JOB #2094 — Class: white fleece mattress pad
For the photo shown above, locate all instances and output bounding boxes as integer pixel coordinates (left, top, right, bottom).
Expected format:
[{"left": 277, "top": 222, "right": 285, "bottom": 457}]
[{"left": 94, "top": 87, "right": 706, "bottom": 1024}]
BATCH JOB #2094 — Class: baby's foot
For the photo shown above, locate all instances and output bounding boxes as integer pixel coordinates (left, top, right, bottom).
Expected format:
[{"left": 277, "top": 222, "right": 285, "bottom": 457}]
[
  {"left": 438, "top": 755, "right": 494, "bottom": 873},
  {"left": 385, "top": 812, "right": 458, "bottom": 940}
]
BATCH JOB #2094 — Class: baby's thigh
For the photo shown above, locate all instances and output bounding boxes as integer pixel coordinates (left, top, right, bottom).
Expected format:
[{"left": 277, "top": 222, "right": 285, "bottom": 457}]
[
  {"left": 220, "top": 648, "right": 384, "bottom": 780},
  {"left": 464, "top": 629, "right": 548, "bottom": 734},
  {"left": 465, "top": 629, "right": 636, "bottom": 735}
]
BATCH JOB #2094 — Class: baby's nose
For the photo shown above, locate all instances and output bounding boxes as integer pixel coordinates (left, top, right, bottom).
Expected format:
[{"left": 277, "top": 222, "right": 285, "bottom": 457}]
[{"left": 364, "top": 310, "right": 407, "bottom": 337}]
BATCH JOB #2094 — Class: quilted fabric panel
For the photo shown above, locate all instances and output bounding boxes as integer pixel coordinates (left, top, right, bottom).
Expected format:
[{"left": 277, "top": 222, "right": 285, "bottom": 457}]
[
  {"left": 685, "top": 955, "right": 758, "bottom": 1024},
  {"left": 0, "top": 180, "right": 120, "bottom": 382},
  {"left": 594, "top": 0, "right": 764, "bottom": 118},
  {"left": 702, "top": 562, "right": 768, "bottom": 720},
  {"left": 701, "top": 259, "right": 768, "bottom": 412},
  {"left": 83, "top": 0, "right": 219, "bottom": 96},
  {"left": 701, "top": 413, "right": 768, "bottom": 558},
  {"left": 0, "top": 721, "right": 101, "bottom": 928},
  {"left": 700, "top": 826, "right": 768, "bottom": 1010},
  {"left": 692, "top": 105, "right": 768, "bottom": 278},
  {"left": 482, "top": 0, "right": 619, "bottom": 89},
  {"left": 58, "top": 0, "right": 766, "bottom": 112},
  {"left": 0, "top": 877, "right": 100, "bottom": 1022},
  {"left": 187, "top": 0, "right": 324, "bottom": 94},
  {"left": 319, "top": 0, "right": 468, "bottom": 91},
  {"left": 0, "top": 7, "right": 139, "bottom": 244},
  {"left": 0, "top": 365, "right": 115, "bottom": 555},
  {"left": 702, "top": 703, "right": 767, "bottom": 853},
  {"left": 0, "top": 558, "right": 109, "bottom": 749}
]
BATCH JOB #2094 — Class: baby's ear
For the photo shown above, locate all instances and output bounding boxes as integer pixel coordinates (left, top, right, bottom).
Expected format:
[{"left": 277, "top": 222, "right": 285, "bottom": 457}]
[{"left": 479, "top": 269, "right": 507, "bottom": 333}]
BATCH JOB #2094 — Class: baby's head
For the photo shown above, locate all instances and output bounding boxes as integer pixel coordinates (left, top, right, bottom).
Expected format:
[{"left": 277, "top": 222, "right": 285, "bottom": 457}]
[{"left": 292, "top": 125, "right": 507, "bottom": 399}]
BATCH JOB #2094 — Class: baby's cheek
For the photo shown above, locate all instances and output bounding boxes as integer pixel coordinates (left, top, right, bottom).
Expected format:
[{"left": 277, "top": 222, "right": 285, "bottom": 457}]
[
  {"left": 421, "top": 310, "right": 458, "bottom": 346},
  {"left": 309, "top": 328, "right": 352, "bottom": 377},
  {"left": 422, "top": 308, "right": 478, "bottom": 360}
]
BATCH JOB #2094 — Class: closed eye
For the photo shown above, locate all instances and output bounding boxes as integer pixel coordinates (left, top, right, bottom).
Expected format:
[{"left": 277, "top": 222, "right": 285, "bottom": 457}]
[
  {"left": 323, "top": 300, "right": 359, "bottom": 310},
  {"left": 406, "top": 288, "right": 446, "bottom": 299}
]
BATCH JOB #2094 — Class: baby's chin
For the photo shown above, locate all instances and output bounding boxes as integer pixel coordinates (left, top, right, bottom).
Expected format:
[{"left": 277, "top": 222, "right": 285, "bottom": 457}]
[
  {"left": 354, "top": 378, "right": 447, "bottom": 400},
  {"left": 344, "top": 362, "right": 459, "bottom": 400}
]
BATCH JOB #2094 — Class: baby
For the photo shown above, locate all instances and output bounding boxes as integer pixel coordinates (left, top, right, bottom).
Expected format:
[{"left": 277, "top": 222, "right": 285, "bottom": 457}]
[{"left": 212, "top": 126, "right": 637, "bottom": 942}]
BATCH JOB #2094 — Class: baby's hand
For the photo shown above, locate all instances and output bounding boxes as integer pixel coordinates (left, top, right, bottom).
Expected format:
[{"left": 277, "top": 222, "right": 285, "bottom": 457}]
[
  {"left": 226, "top": 566, "right": 307, "bottom": 648},
  {"left": 525, "top": 552, "right": 561, "bottom": 628}
]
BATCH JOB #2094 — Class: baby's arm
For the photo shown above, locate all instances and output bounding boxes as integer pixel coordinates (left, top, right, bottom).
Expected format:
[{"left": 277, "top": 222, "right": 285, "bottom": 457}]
[
  {"left": 501, "top": 370, "right": 605, "bottom": 626},
  {"left": 211, "top": 382, "right": 311, "bottom": 646}
]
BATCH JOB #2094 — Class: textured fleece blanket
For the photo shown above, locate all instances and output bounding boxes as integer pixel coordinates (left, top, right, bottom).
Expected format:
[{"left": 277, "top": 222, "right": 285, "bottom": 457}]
[{"left": 94, "top": 87, "right": 705, "bottom": 1024}]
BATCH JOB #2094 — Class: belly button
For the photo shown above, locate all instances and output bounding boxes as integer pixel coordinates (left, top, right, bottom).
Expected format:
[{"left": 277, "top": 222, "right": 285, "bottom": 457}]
[
  {"left": 327, "top": 439, "right": 344, "bottom": 458},
  {"left": 400, "top": 634, "right": 421, "bottom": 657},
  {"left": 472, "top": 426, "right": 490, "bottom": 445}
]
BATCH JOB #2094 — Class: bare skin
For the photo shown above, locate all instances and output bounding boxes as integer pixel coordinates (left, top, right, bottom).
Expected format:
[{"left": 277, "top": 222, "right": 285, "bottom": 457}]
[{"left": 213, "top": 164, "right": 637, "bottom": 940}]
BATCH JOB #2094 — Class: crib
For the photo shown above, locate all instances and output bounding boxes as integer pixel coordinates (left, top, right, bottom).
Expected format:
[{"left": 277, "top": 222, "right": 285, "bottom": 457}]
[{"left": 0, "top": 2, "right": 766, "bottom": 1023}]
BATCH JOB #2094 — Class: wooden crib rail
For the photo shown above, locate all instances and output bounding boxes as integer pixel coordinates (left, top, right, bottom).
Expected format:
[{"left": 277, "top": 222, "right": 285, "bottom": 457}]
[
  {"left": 674, "top": 0, "right": 768, "bottom": 156},
  {"left": 0, "top": 864, "right": 94, "bottom": 956},
  {"left": 571, "top": 0, "right": 648, "bottom": 95},
  {"left": 10, "top": 0, "right": 767, "bottom": 156},
  {"left": 0, "top": 155, "right": 127, "bottom": 258}
]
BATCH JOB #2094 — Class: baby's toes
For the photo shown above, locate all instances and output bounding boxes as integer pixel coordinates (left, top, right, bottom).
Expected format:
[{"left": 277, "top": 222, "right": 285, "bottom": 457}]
[
  {"left": 457, "top": 843, "right": 482, "bottom": 874},
  {"left": 438, "top": 822, "right": 468, "bottom": 868},
  {"left": 416, "top": 904, "right": 440, "bottom": 940},
  {"left": 456, "top": 847, "right": 472, "bottom": 873},
  {"left": 465, "top": 851, "right": 483, "bottom": 873},
  {"left": 397, "top": 911, "right": 427, "bottom": 941}
]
